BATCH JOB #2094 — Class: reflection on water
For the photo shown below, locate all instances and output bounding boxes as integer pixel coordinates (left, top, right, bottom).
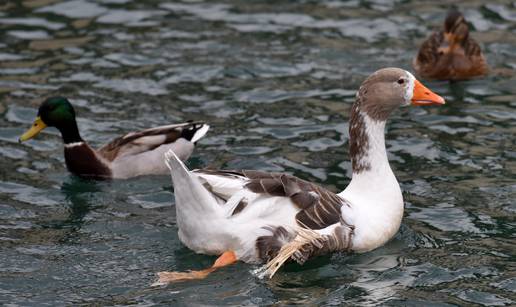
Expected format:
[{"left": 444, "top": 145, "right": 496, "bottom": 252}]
[
  {"left": 0, "top": 0, "right": 515, "bottom": 305},
  {"left": 57, "top": 178, "right": 102, "bottom": 230}
]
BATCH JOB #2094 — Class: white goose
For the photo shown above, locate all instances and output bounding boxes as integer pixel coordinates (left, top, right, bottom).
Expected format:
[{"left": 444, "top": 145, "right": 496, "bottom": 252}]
[{"left": 154, "top": 68, "right": 445, "bottom": 284}]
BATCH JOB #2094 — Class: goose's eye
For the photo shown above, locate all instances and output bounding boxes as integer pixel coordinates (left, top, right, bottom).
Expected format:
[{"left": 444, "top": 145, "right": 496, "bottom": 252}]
[{"left": 397, "top": 78, "right": 405, "bottom": 85}]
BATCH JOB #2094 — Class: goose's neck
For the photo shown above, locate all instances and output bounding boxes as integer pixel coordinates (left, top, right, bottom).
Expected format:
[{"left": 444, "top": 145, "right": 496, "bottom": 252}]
[
  {"left": 349, "top": 106, "right": 390, "bottom": 177},
  {"left": 340, "top": 105, "right": 403, "bottom": 253},
  {"left": 339, "top": 104, "right": 403, "bottom": 253},
  {"left": 343, "top": 103, "right": 400, "bottom": 201}
]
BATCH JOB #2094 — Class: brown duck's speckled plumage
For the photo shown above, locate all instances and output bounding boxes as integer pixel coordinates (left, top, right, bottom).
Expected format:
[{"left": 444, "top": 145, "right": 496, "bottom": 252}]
[{"left": 413, "top": 10, "right": 488, "bottom": 80}]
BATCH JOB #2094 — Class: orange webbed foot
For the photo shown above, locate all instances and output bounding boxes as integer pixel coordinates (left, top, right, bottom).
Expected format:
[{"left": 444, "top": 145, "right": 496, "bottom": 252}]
[
  {"left": 152, "top": 251, "right": 237, "bottom": 286},
  {"left": 152, "top": 269, "right": 214, "bottom": 286}
]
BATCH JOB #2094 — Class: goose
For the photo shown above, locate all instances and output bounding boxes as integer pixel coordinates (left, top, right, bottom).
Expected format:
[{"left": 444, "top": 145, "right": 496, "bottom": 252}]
[
  {"left": 19, "top": 96, "right": 209, "bottom": 179},
  {"left": 154, "top": 68, "right": 445, "bottom": 284},
  {"left": 413, "top": 9, "right": 488, "bottom": 80}
]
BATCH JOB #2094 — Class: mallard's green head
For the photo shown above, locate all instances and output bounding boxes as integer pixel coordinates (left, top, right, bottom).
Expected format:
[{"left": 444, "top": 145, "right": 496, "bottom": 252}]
[
  {"left": 19, "top": 97, "right": 81, "bottom": 143},
  {"left": 38, "top": 96, "right": 76, "bottom": 127}
]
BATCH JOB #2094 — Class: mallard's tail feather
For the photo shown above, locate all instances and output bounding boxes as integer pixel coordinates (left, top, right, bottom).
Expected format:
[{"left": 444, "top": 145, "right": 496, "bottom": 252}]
[{"left": 180, "top": 123, "right": 210, "bottom": 143}]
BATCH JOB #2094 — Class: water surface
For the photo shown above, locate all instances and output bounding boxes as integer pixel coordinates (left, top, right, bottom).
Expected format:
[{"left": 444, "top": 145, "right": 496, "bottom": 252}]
[{"left": 0, "top": 0, "right": 515, "bottom": 305}]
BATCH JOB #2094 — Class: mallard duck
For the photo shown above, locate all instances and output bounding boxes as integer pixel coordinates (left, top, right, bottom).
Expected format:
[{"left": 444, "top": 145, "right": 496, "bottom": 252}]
[
  {"left": 19, "top": 97, "right": 209, "bottom": 179},
  {"left": 153, "top": 68, "right": 445, "bottom": 285},
  {"left": 413, "top": 9, "right": 488, "bottom": 80}
]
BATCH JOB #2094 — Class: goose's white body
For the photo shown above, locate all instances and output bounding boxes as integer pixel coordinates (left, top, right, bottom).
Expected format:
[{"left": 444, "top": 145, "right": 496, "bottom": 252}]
[
  {"left": 339, "top": 115, "right": 403, "bottom": 252},
  {"left": 162, "top": 68, "right": 444, "bottom": 275},
  {"left": 165, "top": 113, "right": 403, "bottom": 263}
]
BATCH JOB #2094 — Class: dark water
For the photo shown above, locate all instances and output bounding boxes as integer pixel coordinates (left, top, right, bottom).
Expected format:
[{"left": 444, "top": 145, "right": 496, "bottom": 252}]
[{"left": 0, "top": 0, "right": 515, "bottom": 305}]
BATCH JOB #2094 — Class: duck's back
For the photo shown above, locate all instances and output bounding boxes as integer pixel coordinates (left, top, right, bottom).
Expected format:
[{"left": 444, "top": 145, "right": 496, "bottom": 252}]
[{"left": 414, "top": 31, "right": 488, "bottom": 80}]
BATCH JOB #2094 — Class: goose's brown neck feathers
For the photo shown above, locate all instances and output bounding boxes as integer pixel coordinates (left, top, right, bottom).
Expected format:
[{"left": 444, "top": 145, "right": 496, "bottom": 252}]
[{"left": 349, "top": 98, "right": 372, "bottom": 174}]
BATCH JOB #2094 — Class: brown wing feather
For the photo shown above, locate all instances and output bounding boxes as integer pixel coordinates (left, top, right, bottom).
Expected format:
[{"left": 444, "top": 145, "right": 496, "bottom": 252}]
[
  {"left": 242, "top": 171, "right": 346, "bottom": 229},
  {"left": 294, "top": 185, "right": 344, "bottom": 229},
  {"left": 463, "top": 38, "right": 489, "bottom": 75},
  {"left": 195, "top": 168, "right": 347, "bottom": 229},
  {"left": 98, "top": 121, "right": 203, "bottom": 161},
  {"left": 256, "top": 226, "right": 296, "bottom": 262},
  {"left": 290, "top": 224, "right": 354, "bottom": 265},
  {"left": 196, "top": 169, "right": 351, "bottom": 263},
  {"left": 415, "top": 31, "right": 443, "bottom": 68},
  {"left": 464, "top": 37, "right": 483, "bottom": 58},
  {"left": 413, "top": 31, "right": 444, "bottom": 77}
]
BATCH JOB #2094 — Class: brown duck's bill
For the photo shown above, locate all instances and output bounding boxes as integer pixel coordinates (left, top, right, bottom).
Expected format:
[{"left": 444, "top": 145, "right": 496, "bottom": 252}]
[
  {"left": 411, "top": 79, "right": 446, "bottom": 106},
  {"left": 19, "top": 116, "right": 47, "bottom": 142}
]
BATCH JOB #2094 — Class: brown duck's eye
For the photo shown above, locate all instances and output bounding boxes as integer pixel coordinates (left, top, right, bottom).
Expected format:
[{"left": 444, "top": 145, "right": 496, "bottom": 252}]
[{"left": 397, "top": 78, "right": 405, "bottom": 85}]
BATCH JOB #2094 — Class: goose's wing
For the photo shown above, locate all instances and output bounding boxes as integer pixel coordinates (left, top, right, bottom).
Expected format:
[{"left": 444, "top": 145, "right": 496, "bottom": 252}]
[
  {"left": 98, "top": 121, "right": 208, "bottom": 161},
  {"left": 194, "top": 169, "right": 352, "bottom": 264},
  {"left": 241, "top": 170, "right": 345, "bottom": 229},
  {"left": 241, "top": 171, "right": 352, "bottom": 264},
  {"left": 194, "top": 169, "right": 345, "bottom": 226}
]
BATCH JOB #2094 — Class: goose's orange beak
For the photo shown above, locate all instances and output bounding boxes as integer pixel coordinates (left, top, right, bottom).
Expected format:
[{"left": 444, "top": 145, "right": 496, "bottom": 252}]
[{"left": 411, "top": 79, "right": 446, "bottom": 106}]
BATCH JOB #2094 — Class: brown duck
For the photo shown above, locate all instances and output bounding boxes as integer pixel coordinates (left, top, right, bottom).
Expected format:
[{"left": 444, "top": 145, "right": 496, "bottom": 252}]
[
  {"left": 19, "top": 97, "right": 209, "bottom": 179},
  {"left": 413, "top": 9, "right": 488, "bottom": 80}
]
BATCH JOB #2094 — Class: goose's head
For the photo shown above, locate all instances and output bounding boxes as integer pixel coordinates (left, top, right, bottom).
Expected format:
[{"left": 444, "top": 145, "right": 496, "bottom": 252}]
[{"left": 356, "top": 68, "right": 445, "bottom": 121}]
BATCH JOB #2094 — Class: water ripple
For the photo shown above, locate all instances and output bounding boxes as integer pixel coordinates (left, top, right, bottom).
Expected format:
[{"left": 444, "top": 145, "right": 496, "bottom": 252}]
[
  {"left": 0, "top": 0, "right": 515, "bottom": 305},
  {"left": 36, "top": 0, "right": 108, "bottom": 19}
]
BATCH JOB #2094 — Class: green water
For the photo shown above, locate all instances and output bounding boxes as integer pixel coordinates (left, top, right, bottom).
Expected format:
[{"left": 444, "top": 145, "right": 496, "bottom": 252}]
[{"left": 0, "top": 0, "right": 515, "bottom": 305}]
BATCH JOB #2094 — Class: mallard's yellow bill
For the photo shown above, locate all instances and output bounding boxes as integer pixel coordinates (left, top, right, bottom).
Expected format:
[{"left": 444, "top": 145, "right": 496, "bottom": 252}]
[{"left": 19, "top": 116, "right": 47, "bottom": 142}]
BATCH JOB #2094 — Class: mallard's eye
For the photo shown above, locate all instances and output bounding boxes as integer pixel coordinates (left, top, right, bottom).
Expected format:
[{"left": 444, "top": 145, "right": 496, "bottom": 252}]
[{"left": 397, "top": 78, "right": 405, "bottom": 85}]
